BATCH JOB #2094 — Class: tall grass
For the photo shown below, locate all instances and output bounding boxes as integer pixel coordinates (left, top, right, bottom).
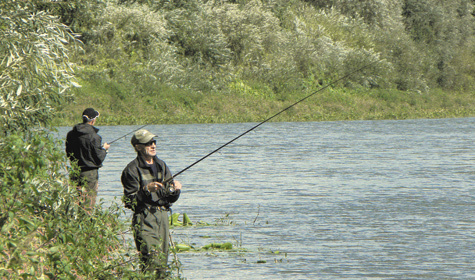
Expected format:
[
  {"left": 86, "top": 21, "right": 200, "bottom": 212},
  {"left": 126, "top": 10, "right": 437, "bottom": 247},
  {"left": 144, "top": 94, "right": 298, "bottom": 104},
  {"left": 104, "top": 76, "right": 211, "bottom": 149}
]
[{"left": 57, "top": 75, "right": 475, "bottom": 126}]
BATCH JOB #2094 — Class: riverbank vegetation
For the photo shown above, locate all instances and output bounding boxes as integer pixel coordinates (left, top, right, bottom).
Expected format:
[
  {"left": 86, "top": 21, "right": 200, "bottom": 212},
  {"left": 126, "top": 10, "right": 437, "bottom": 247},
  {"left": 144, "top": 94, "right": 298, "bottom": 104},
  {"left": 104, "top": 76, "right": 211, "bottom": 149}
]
[
  {"left": 0, "top": 133, "right": 137, "bottom": 278},
  {"left": 40, "top": 0, "right": 474, "bottom": 125},
  {"left": 1, "top": 0, "right": 474, "bottom": 279},
  {"left": 0, "top": 2, "right": 149, "bottom": 278}
]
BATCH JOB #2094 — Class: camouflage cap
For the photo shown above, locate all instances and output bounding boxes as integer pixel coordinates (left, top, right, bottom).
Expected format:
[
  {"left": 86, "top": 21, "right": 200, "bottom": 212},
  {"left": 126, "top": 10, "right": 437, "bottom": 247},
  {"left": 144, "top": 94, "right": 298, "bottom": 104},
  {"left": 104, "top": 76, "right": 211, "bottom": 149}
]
[{"left": 131, "top": 129, "right": 157, "bottom": 146}]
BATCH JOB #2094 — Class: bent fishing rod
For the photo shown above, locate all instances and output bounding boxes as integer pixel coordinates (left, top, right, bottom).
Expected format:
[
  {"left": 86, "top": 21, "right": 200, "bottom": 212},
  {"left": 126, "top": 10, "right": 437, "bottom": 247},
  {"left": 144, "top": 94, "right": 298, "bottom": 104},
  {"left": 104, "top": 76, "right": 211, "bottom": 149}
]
[
  {"left": 165, "top": 61, "right": 379, "bottom": 184},
  {"left": 108, "top": 124, "right": 148, "bottom": 144}
]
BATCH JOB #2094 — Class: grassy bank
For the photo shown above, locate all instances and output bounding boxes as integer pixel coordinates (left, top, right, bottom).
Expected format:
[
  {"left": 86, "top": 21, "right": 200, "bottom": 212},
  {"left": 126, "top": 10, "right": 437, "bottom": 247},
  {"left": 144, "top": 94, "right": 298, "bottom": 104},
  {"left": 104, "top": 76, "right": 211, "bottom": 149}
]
[{"left": 54, "top": 77, "right": 474, "bottom": 126}]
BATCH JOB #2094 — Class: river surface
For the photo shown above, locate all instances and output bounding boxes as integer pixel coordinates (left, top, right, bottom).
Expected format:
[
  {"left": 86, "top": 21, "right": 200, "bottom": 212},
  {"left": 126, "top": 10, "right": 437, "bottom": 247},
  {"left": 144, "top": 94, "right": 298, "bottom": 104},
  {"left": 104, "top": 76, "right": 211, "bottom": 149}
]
[{"left": 57, "top": 118, "right": 474, "bottom": 279}]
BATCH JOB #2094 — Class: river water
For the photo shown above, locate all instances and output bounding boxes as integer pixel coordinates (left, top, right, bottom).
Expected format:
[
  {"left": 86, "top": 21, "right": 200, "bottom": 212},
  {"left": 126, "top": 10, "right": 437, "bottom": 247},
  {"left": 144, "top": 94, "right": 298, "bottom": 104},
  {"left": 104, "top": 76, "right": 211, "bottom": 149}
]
[{"left": 57, "top": 118, "right": 474, "bottom": 279}]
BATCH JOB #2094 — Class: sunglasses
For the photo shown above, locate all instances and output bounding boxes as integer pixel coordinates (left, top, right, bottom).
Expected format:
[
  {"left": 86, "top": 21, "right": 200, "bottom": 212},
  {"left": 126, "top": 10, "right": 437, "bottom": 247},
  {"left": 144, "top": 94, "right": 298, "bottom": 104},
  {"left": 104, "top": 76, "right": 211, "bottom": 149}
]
[{"left": 140, "top": 140, "right": 156, "bottom": 146}]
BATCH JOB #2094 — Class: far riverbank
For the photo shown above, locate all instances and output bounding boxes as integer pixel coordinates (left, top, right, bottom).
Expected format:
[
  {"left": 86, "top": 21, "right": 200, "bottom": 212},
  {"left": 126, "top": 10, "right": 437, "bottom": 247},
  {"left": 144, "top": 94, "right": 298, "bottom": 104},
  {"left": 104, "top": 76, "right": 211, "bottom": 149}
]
[{"left": 54, "top": 87, "right": 474, "bottom": 126}]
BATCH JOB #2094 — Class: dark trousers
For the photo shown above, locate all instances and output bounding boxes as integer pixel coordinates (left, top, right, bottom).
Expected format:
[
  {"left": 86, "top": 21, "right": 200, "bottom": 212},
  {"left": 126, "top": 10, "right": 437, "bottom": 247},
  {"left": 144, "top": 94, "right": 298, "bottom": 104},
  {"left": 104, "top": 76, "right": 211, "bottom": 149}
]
[
  {"left": 133, "top": 208, "right": 170, "bottom": 276},
  {"left": 71, "top": 169, "right": 99, "bottom": 207}
]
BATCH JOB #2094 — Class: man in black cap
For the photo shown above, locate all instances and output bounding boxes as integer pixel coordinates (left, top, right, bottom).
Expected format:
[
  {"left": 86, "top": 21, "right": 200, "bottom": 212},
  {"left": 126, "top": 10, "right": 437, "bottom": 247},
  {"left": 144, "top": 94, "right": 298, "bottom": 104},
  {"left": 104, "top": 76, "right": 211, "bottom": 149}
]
[
  {"left": 66, "top": 108, "right": 110, "bottom": 207},
  {"left": 121, "top": 129, "right": 182, "bottom": 277}
]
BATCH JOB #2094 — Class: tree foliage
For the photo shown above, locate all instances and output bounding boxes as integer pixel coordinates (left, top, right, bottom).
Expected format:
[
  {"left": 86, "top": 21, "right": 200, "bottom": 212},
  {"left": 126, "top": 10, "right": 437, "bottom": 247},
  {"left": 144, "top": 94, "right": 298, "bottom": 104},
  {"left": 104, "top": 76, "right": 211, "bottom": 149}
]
[
  {"left": 0, "top": 132, "right": 149, "bottom": 279},
  {"left": 0, "top": 1, "right": 79, "bottom": 135},
  {"left": 0, "top": 2, "right": 148, "bottom": 279},
  {"left": 57, "top": 0, "right": 474, "bottom": 96},
  {"left": 402, "top": 0, "right": 475, "bottom": 89}
]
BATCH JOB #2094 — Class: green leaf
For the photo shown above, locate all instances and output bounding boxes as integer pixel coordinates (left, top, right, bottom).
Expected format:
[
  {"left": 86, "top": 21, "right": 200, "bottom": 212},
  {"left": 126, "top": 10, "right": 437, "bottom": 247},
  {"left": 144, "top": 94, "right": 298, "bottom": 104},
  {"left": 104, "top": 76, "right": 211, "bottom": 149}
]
[
  {"left": 18, "top": 217, "right": 37, "bottom": 231},
  {"left": 1, "top": 221, "right": 15, "bottom": 233},
  {"left": 49, "top": 246, "right": 61, "bottom": 253},
  {"left": 16, "top": 84, "right": 22, "bottom": 96}
]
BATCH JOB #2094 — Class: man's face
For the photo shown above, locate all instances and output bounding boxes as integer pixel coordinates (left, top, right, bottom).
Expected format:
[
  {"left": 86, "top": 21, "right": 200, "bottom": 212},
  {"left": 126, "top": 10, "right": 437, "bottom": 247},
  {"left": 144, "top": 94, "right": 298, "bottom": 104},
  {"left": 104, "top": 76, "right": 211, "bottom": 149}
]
[{"left": 138, "top": 139, "right": 157, "bottom": 157}]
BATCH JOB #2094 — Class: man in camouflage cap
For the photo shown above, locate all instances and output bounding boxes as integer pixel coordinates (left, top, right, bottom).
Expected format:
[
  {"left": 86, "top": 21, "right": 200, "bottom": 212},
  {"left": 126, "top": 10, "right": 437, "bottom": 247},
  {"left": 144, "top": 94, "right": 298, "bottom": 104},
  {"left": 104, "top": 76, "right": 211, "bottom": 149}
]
[{"left": 121, "top": 129, "right": 182, "bottom": 277}]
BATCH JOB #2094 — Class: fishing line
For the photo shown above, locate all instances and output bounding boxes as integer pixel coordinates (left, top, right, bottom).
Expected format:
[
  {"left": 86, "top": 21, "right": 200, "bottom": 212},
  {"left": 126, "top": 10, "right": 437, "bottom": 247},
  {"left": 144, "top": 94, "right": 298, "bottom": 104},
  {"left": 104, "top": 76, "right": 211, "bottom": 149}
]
[
  {"left": 165, "top": 61, "right": 379, "bottom": 182},
  {"left": 108, "top": 124, "right": 149, "bottom": 144}
]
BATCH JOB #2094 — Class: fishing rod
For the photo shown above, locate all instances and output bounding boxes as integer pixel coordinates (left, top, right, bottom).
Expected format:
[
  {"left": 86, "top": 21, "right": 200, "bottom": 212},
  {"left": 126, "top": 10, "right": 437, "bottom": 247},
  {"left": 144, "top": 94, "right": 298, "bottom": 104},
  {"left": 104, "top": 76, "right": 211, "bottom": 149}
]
[
  {"left": 166, "top": 61, "right": 379, "bottom": 183},
  {"left": 108, "top": 124, "right": 148, "bottom": 144}
]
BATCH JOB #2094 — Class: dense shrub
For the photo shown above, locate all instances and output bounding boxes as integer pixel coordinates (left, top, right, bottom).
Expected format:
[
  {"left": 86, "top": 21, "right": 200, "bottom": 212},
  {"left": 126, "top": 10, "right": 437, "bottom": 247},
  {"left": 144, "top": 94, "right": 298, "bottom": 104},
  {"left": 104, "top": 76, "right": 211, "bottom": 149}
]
[{"left": 0, "top": 132, "right": 143, "bottom": 279}]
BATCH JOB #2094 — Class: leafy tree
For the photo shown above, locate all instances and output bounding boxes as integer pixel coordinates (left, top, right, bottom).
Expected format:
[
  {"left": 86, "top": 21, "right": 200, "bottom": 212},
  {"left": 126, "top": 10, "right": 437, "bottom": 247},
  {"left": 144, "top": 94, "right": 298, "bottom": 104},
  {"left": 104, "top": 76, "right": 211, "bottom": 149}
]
[
  {"left": 402, "top": 0, "right": 442, "bottom": 44},
  {"left": 402, "top": 0, "right": 475, "bottom": 89},
  {"left": 0, "top": 1, "right": 79, "bottom": 135},
  {"left": 166, "top": 5, "right": 233, "bottom": 67},
  {"left": 33, "top": 0, "right": 107, "bottom": 43}
]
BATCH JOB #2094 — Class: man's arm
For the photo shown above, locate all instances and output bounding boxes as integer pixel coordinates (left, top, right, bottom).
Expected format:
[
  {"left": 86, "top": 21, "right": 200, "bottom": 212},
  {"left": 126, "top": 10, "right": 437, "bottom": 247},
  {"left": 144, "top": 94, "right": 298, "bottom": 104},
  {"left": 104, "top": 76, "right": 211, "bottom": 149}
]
[
  {"left": 92, "top": 134, "right": 107, "bottom": 165},
  {"left": 121, "top": 166, "right": 147, "bottom": 210}
]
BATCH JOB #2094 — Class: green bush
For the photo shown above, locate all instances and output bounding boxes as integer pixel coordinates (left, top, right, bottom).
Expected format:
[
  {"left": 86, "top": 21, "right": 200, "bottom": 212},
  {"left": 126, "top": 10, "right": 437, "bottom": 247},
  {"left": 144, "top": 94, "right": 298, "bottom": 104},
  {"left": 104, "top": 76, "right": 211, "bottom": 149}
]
[
  {"left": 0, "top": 132, "right": 146, "bottom": 279},
  {"left": 0, "top": 2, "right": 156, "bottom": 279}
]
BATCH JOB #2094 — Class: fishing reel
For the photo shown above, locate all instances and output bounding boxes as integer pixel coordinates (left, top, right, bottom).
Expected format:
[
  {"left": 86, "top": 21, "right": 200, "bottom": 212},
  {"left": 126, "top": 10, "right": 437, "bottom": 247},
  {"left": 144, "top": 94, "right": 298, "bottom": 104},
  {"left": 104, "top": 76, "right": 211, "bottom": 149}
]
[
  {"left": 161, "top": 178, "right": 177, "bottom": 193},
  {"left": 168, "top": 185, "right": 176, "bottom": 193}
]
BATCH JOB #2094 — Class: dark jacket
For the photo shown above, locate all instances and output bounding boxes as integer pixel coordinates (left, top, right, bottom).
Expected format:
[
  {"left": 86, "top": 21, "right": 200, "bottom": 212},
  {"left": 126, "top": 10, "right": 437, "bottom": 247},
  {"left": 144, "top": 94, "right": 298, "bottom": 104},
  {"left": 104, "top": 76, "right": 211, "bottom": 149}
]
[
  {"left": 65, "top": 123, "right": 107, "bottom": 171},
  {"left": 121, "top": 155, "right": 180, "bottom": 212}
]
